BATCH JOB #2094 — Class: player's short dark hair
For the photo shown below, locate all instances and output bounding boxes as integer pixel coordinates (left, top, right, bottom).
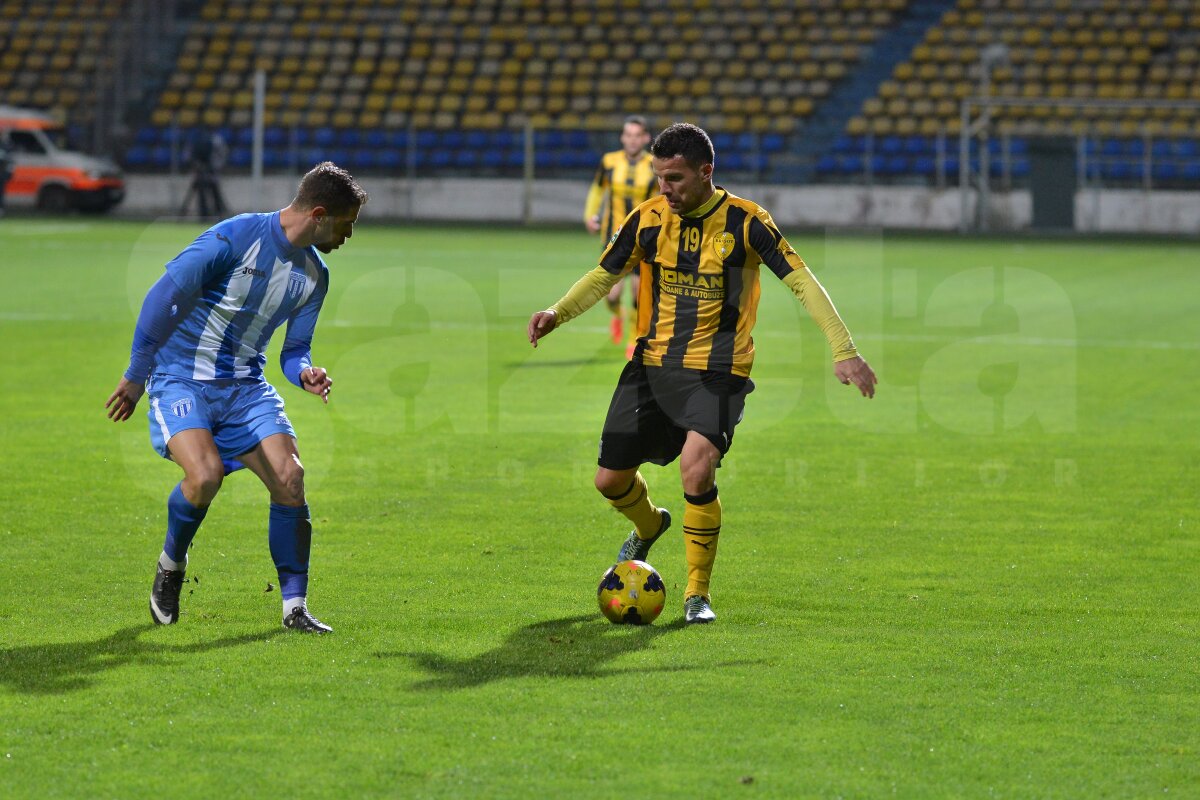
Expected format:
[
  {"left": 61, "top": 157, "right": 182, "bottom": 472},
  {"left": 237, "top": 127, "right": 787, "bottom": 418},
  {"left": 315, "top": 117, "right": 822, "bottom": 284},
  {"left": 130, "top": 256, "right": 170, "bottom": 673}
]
[
  {"left": 651, "top": 123, "right": 715, "bottom": 169},
  {"left": 294, "top": 161, "right": 368, "bottom": 215},
  {"left": 624, "top": 115, "right": 650, "bottom": 134}
]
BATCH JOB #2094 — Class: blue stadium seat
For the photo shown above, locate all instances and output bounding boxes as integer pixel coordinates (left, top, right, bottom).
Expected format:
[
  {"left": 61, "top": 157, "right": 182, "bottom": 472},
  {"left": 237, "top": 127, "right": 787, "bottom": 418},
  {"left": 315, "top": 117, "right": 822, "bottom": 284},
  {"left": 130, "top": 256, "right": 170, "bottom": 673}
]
[
  {"left": 943, "top": 157, "right": 960, "bottom": 177},
  {"left": 880, "top": 136, "right": 903, "bottom": 156},
  {"left": 816, "top": 154, "right": 838, "bottom": 174},
  {"left": 883, "top": 155, "right": 908, "bottom": 175},
  {"left": 364, "top": 129, "right": 388, "bottom": 149},
  {"left": 378, "top": 149, "right": 402, "bottom": 170},
  {"left": 711, "top": 133, "right": 735, "bottom": 153},
  {"left": 1124, "top": 139, "right": 1145, "bottom": 157},
  {"left": 903, "top": 136, "right": 930, "bottom": 156},
  {"left": 534, "top": 149, "right": 557, "bottom": 169},
  {"left": 264, "top": 127, "right": 286, "bottom": 148},
  {"left": 491, "top": 130, "right": 516, "bottom": 149},
  {"left": 1153, "top": 162, "right": 1178, "bottom": 181},
  {"left": 1182, "top": 163, "right": 1200, "bottom": 181},
  {"left": 341, "top": 149, "right": 368, "bottom": 170},
  {"left": 337, "top": 130, "right": 361, "bottom": 148},
  {"left": 762, "top": 134, "right": 785, "bottom": 154},
  {"left": 481, "top": 149, "right": 504, "bottom": 169},
  {"left": 735, "top": 133, "right": 757, "bottom": 153},
  {"left": 913, "top": 156, "right": 935, "bottom": 176},
  {"left": 453, "top": 150, "right": 479, "bottom": 168},
  {"left": 1011, "top": 158, "right": 1030, "bottom": 178},
  {"left": 1100, "top": 138, "right": 1123, "bottom": 157},
  {"left": 831, "top": 135, "right": 854, "bottom": 154},
  {"left": 1173, "top": 140, "right": 1198, "bottom": 159},
  {"left": 465, "top": 130, "right": 488, "bottom": 149},
  {"left": 313, "top": 127, "right": 336, "bottom": 147},
  {"left": 428, "top": 149, "right": 452, "bottom": 168},
  {"left": 125, "top": 146, "right": 150, "bottom": 167},
  {"left": 1009, "top": 138, "right": 1029, "bottom": 156},
  {"left": 505, "top": 150, "right": 524, "bottom": 168},
  {"left": 263, "top": 149, "right": 287, "bottom": 169},
  {"left": 386, "top": 130, "right": 409, "bottom": 149},
  {"left": 534, "top": 130, "right": 564, "bottom": 149},
  {"left": 327, "top": 148, "right": 352, "bottom": 166},
  {"left": 416, "top": 131, "right": 439, "bottom": 149},
  {"left": 440, "top": 131, "right": 465, "bottom": 149},
  {"left": 561, "top": 151, "right": 592, "bottom": 169},
  {"left": 838, "top": 155, "right": 863, "bottom": 174},
  {"left": 234, "top": 127, "right": 254, "bottom": 147},
  {"left": 228, "top": 146, "right": 251, "bottom": 167},
  {"left": 566, "top": 130, "right": 589, "bottom": 149},
  {"left": 1102, "top": 161, "right": 1136, "bottom": 180},
  {"left": 134, "top": 127, "right": 158, "bottom": 146},
  {"left": 722, "top": 152, "right": 746, "bottom": 170}
]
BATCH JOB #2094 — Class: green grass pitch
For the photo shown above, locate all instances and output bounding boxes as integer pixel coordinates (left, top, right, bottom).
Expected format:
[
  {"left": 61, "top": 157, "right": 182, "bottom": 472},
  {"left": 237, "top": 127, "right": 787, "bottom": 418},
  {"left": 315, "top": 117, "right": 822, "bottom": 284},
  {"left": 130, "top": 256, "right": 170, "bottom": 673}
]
[{"left": 0, "top": 217, "right": 1196, "bottom": 797}]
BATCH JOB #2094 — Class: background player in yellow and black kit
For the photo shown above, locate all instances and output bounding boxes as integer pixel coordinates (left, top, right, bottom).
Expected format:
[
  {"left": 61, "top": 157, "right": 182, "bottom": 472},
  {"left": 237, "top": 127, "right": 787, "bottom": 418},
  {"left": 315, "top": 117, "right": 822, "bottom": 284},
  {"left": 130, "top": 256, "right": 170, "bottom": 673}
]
[
  {"left": 583, "top": 115, "right": 656, "bottom": 356},
  {"left": 530, "top": 123, "right": 877, "bottom": 624}
]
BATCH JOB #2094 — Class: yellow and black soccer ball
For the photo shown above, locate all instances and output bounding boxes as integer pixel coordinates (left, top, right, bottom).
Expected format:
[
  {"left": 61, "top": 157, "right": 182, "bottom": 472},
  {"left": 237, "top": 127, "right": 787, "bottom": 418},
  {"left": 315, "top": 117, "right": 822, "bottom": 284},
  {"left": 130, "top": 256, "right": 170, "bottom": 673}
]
[{"left": 597, "top": 559, "right": 666, "bottom": 625}]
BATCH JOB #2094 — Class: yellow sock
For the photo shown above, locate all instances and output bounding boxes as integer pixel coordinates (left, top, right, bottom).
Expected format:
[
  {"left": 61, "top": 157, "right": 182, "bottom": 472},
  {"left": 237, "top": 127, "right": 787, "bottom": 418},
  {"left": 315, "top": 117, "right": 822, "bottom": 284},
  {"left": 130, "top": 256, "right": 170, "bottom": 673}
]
[
  {"left": 683, "top": 487, "right": 721, "bottom": 599},
  {"left": 603, "top": 472, "right": 662, "bottom": 539}
]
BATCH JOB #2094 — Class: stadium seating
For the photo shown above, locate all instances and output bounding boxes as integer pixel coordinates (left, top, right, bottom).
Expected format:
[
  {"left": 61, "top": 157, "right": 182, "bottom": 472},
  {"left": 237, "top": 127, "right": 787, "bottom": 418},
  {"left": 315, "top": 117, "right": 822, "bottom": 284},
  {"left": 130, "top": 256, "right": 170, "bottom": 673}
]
[
  {"left": 832, "top": 0, "right": 1200, "bottom": 185},
  {"left": 0, "top": 0, "right": 121, "bottom": 130},
  {"left": 127, "top": 0, "right": 913, "bottom": 175}
]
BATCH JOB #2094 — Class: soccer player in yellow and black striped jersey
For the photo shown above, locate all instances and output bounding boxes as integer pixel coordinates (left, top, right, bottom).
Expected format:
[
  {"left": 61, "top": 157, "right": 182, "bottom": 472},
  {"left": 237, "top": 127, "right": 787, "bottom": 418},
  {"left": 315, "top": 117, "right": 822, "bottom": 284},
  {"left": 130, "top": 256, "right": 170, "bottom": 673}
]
[
  {"left": 584, "top": 115, "right": 656, "bottom": 355},
  {"left": 530, "top": 123, "right": 877, "bottom": 624}
]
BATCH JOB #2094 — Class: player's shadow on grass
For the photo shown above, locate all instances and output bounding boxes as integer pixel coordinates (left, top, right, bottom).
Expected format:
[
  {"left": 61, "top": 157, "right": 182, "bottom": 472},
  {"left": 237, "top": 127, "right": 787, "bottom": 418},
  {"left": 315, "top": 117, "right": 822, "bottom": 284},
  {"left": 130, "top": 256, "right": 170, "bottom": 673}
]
[
  {"left": 0, "top": 624, "right": 276, "bottom": 695},
  {"left": 381, "top": 613, "right": 752, "bottom": 691}
]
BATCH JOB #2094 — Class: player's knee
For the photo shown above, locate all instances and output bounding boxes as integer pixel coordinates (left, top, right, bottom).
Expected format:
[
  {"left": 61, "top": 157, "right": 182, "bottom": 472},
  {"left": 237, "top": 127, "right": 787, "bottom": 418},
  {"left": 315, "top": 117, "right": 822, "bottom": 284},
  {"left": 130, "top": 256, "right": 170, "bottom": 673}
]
[
  {"left": 184, "top": 466, "right": 224, "bottom": 504},
  {"left": 679, "top": 454, "right": 718, "bottom": 496},
  {"left": 594, "top": 468, "right": 628, "bottom": 497},
  {"left": 275, "top": 461, "right": 306, "bottom": 505}
]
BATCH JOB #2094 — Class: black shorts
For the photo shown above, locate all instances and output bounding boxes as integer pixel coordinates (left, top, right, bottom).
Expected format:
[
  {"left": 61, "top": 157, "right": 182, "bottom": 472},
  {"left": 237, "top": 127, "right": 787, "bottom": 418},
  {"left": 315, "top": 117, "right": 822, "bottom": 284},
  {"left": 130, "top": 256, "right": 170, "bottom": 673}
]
[{"left": 597, "top": 361, "right": 754, "bottom": 470}]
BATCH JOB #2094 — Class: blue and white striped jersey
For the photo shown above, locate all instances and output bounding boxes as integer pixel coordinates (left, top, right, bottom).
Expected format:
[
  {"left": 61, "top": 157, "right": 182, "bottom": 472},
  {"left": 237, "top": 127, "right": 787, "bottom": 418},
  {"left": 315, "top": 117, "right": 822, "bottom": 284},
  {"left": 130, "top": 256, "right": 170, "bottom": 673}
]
[{"left": 153, "top": 211, "right": 328, "bottom": 382}]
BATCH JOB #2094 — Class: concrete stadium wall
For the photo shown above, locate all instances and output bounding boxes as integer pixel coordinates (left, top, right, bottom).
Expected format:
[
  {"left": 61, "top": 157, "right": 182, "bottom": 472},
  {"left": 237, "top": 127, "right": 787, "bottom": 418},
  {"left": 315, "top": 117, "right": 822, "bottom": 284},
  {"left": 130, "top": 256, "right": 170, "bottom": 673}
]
[{"left": 118, "top": 175, "right": 1200, "bottom": 235}]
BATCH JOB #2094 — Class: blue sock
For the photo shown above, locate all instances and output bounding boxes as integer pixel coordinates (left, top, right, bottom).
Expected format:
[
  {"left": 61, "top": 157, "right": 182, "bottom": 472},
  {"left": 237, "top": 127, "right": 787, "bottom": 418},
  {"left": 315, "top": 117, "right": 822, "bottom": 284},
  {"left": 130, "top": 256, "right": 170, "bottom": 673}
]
[
  {"left": 163, "top": 483, "right": 208, "bottom": 565},
  {"left": 269, "top": 503, "right": 312, "bottom": 600}
]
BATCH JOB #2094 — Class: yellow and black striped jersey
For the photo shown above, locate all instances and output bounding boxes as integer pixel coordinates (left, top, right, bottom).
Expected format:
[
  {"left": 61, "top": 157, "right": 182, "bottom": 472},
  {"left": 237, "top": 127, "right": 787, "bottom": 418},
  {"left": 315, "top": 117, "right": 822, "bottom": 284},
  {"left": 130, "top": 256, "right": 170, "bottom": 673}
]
[
  {"left": 584, "top": 150, "right": 658, "bottom": 245},
  {"left": 597, "top": 188, "right": 853, "bottom": 377}
]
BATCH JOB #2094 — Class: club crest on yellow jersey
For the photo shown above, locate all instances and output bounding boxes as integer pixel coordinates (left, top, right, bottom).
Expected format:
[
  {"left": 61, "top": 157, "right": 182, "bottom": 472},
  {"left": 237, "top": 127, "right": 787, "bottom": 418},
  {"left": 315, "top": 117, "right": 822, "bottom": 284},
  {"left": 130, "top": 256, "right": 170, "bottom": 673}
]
[{"left": 713, "top": 232, "right": 735, "bottom": 259}]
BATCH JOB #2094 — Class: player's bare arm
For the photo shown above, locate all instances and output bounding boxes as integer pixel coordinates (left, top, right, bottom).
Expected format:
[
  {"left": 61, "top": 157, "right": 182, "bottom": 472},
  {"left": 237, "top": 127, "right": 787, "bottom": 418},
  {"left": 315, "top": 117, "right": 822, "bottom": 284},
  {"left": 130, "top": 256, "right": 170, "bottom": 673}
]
[
  {"left": 527, "top": 309, "right": 558, "bottom": 347},
  {"left": 105, "top": 377, "right": 145, "bottom": 422},
  {"left": 835, "top": 356, "right": 878, "bottom": 399},
  {"left": 300, "top": 366, "right": 332, "bottom": 404}
]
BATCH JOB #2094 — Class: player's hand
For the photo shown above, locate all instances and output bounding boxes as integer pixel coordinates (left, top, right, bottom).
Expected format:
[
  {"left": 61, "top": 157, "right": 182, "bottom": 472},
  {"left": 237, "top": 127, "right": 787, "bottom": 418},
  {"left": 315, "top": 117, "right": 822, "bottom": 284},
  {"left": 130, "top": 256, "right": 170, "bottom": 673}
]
[
  {"left": 835, "top": 356, "right": 877, "bottom": 399},
  {"left": 527, "top": 310, "right": 558, "bottom": 347},
  {"left": 105, "top": 377, "right": 145, "bottom": 422},
  {"left": 301, "top": 366, "right": 332, "bottom": 404},
  {"left": 585, "top": 216, "right": 601, "bottom": 234}
]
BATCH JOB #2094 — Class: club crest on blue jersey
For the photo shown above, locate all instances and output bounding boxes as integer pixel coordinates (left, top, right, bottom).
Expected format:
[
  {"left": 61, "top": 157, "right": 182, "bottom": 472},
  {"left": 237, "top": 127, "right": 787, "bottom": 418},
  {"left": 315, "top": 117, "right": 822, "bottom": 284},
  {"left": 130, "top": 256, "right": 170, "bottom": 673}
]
[
  {"left": 288, "top": 271, "right": 307, "bottom": 299},
  {"left": 171, "top": 398, "right": 193, "bottom": 417}
]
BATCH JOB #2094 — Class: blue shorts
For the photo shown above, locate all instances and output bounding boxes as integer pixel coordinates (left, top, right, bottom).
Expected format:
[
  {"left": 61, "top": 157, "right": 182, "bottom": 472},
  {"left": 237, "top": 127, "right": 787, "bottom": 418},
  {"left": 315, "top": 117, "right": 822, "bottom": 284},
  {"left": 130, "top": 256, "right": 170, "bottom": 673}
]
[{"left": 146, "top": 374, "right": 296, "bottom": 461}]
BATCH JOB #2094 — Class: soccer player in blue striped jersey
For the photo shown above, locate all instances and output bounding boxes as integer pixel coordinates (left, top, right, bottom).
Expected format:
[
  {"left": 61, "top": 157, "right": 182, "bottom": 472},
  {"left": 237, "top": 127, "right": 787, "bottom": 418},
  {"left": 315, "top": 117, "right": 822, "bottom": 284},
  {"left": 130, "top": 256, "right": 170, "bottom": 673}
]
[{"left": 105, "top": 161, "right": 367, "bottom": 634}]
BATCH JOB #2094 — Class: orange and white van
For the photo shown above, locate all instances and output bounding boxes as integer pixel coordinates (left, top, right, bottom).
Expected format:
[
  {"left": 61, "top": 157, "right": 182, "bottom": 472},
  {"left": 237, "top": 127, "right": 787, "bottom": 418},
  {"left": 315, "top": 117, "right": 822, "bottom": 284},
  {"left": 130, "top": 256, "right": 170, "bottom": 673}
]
[{"left": 0, "top": 105, "right": 125, "bottom": 212}]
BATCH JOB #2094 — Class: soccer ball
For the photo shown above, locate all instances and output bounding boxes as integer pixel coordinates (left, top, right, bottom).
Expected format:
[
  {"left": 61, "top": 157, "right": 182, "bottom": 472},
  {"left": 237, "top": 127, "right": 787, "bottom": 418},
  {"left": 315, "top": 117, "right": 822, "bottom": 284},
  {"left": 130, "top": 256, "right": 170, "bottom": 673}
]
[{"left": 597, "top": 559, "right": 666, "bottom": 625}]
